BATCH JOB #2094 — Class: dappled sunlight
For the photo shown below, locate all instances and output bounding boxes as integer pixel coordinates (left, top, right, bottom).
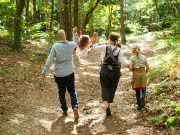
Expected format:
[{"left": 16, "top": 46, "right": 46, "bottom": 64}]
[
  {"left": 39, "top": 119, "right": 54, "bottom": 131},
  {"left": 71, "top": 124, "right": 78, "bottom": 134},
  {"left": 9, "top": 118, "right": 21, "bottom": 125},
  {"left": 87, "top": 100, "right": 100, "bottom": 107},
  {"left": 39, "top": 107, "right": 57, "bottom": 114},
  {"left": 64, "top": 116, "right": 74, "bottom": 123},
  {"left": 87, "top": 65, "right": 100, "bottom": 70},
  {"left": 120, "top": 113, "right": 138, "bottom": 123},
  {"left": 79, "top": 59, "right": 99, "bottom": 66},
  {"left": 9, "top": 113, "right": 26, "bottom": 125},
  {"left": 126, "top": 126, "right": 154, "bottom": 135},
  {"left": 81, "top": 71, "right": 99, "bottom": 78}
]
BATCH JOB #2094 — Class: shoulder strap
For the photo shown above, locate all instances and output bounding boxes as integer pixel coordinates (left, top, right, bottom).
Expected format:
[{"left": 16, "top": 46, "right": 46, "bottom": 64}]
[{"left": 104, "top": 46, "right": 119, "bottom": 64}]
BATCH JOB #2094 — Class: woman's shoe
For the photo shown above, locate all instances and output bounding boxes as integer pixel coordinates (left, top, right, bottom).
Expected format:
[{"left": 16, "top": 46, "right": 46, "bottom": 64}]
[
  {"left": 106, "top": 107, "right": 112, "bottom": 116},
  {"left": 62, "top": 111, "right": 68, "bottom": 116}
]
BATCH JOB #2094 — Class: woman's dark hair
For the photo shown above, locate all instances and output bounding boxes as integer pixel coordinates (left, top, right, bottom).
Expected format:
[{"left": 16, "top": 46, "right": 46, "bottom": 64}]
[
  {"left": 109, "top": 32, "right": 121, "bottom": 48},
  {"left": 109, "top": 32, "right": 120, "bottom": 42}
]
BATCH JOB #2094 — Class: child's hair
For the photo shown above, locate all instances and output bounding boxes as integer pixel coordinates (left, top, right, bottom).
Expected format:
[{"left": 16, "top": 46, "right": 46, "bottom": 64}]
[
  {"left": 79, "top": 35, "right": 90, "bottom": 49},
  {"left": 109, "top": 32, "right": 121, "bottom": 48},
  {"left": 132, "top": 45, "right": 140, "bottom": 57}
]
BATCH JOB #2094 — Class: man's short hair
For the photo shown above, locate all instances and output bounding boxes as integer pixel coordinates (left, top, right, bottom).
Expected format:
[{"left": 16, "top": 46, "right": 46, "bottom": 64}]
[{"left": 57, "top": 29, "right": 65, "bottom": 36}]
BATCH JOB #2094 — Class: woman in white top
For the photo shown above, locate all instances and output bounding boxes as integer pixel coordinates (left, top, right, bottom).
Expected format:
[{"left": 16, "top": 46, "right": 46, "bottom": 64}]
[
  {"left": 90, "top": 32, "right": 129, "bottom": 116},
  {"left": 75, "top": 32, "right": 129, "bottom": 116}
]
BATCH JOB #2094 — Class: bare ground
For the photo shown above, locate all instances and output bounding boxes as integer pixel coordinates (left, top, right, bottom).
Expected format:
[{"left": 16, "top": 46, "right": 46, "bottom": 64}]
[{"left": 0, "top": 36, "right": 178, "bottom": 135}]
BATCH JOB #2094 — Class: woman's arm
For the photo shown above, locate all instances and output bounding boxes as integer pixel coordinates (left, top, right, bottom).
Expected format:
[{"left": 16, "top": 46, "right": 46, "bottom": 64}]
[{"left": 118, "top": 50, "right": 130, "bottom": 67}]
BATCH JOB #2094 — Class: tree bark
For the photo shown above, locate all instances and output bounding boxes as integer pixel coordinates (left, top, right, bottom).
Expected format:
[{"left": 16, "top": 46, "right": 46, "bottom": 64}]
[
  {"left": 50, "top": 0, "right": 54, "bottom": 32},
  {"left": 153, "top": 0, "right": 161, "bottom": 20},
  {"left": 33, "top": 0, "right": 37, "bottom": 22},
  {"left": 120, "top": 0, "right": 126, "bottom": 44},
  {"left": 14, "top": 0, "right": 26, "bottom": 51},
  {"left": 82, "top": 0, "right": 100, "bottom": 29},
  {"left": 25, "top": 0, "right": 30, "bottom": 25},
  {"left": 106, "top": 5, "right": 113, "bottom": 38},
  {"left": 74, "top": 0, "right": 79, "bottom": 28},
  {"left": 59, "top": 0, "right": 72, "bottom": 40}
]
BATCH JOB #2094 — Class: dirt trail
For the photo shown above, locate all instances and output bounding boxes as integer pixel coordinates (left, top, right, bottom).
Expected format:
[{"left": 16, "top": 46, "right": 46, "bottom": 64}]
[{"left": 0, "top": 34, "right": 168, "bottom": 135}]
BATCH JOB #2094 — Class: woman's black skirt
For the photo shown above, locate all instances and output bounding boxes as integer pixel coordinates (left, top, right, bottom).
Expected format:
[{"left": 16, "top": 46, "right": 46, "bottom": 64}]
[{"left": 100, "top": 64, "right": 121, "bottom": 103}]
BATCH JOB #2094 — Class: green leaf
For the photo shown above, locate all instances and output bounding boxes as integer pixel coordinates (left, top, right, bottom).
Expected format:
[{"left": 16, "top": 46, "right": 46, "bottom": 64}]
[{"left": 166, "top": 117, "right": 176, "bottom": 129}]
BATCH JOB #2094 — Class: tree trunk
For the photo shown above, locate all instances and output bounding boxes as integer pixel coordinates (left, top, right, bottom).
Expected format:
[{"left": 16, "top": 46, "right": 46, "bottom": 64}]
[
  {"left": 74, "top": 0, "right": 79, "bottom": 28},
  {"left": 59, "top": 0, "right": 72, "bottom": 40},
  {"left": 25, "top": 0, "right": 30, "bottom": 25},
  {"left": 14, "top": 0, "right": 26, "bottom": 51},
  {"left": 82, "top": 0, "right": 100, "bottom": 29},
  {"left": 50, "top": 0, "right": 54, "bottom": 32},
  {"left": 153, "top": 0, "right": 161, "bottom": 20},
  {"left": 120, "top": 0, "right": 126, "bottom": 44},
  {"left": 106, "top": 5, "right": 113, "bottom": 38},
  {"left": 69, "top": 0, "right": 72, "bottom": 32},
  {"left": 33, "top": 0, "right": 37, "bottom": 22}
]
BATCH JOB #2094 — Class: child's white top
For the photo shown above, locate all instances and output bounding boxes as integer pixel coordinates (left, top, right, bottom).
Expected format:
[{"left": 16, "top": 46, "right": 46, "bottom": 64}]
[
  {"left": 76, "top": 46, "right": 90, "bottom": 58},
  {"left": 130, "top": 55, "right": 147, "bottom": 68}
]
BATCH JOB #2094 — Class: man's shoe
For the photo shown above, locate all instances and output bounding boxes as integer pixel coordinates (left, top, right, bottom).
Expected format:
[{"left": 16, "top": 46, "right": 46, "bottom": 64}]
[
  {"left": 73, "top": 108, "right": 79, "bottom": 121},
  {"left": 106, "top": 107, "right": 112, "bottom": 116}
]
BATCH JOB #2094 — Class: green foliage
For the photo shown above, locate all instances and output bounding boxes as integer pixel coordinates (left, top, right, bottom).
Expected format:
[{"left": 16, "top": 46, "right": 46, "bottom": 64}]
[
  {"left": 0, "top": 69, "right": 10, "bottom": 75},
  {"left": 149, "top": 34, "right": 179, "bottom": 82},
  {"left": 148, "top": 22, "right": 162, "bottom": 31},
  {"left": 170, "top": 18, "right": 180, "bottom": 34},
  {"left": 151, "top": 102, "right": 180, "bottom": 129}
]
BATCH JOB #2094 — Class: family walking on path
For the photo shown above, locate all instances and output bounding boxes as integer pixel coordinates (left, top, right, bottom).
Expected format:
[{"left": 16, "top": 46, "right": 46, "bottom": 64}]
[{"left": 41, "top": 27, "right": 150, "bottom": 122}]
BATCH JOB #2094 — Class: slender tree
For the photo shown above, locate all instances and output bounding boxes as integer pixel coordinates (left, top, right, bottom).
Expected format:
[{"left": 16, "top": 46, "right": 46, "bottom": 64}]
[
  {"left": 74, "top": 0, "right": 79, "bottom": 28},
  {"left": 25, "top": 0, "right": 30, "bottom": 25},
  {"left": 153, "top": 0, "right": 161, "bottom": 20},
  {"left": 33, "top": 0, "right": 37, "bottom": 22},
  {"left": 50, "top": 0, "right": 54, "bottom": 32},
  {"left": 13, "top": 0, "right": 26, "bottom": 51},
  {"left": 106, "top": 5, "right": 113, "bottom": 37},
  {"left": 83, "top": 0, "right": 100, "bottom": 29},
  {"left": 59, "top": 0, "right": 72, "bottom": 40},
  {"left": 120, "top": 0, "right": 126, "bottom": 44}
]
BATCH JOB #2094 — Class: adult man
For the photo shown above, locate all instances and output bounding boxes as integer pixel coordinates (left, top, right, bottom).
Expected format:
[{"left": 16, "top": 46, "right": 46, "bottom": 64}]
[{"left": 41, "top": 28, "right": 79, "bottom": 121}]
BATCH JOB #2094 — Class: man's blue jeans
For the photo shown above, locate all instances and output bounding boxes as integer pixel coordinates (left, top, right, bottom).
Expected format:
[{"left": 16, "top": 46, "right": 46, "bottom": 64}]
[{"left": 54, "top": 73, "right": 78, "bottom": 112}]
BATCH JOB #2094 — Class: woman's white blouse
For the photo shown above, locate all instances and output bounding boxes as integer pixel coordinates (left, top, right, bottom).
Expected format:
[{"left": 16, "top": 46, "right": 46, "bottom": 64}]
[{"left": 76, "top": 43, "right": 129, "bottom": 66}]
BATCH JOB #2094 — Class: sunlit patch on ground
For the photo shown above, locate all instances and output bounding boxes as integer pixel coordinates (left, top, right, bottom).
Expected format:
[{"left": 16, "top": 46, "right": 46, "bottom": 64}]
[
  {"left": 39, "top": 119, "right": 54, "bottom": 131},
  {"left": 127, "top": 126, "right": 154, "bottom": 135},
  {"left": 81, "top": 71, "right": 99, "bottom": 77}
]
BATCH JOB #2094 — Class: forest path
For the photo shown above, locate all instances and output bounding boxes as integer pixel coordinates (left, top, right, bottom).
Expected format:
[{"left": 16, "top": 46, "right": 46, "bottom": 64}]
[{"left": 0, "top": 33, "right": 165, "bottom": 135}]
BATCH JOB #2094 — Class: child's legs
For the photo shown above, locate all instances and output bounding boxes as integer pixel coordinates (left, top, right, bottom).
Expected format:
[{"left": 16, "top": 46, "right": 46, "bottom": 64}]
[
  {"left": 141, "top": 89, "right": 146, "bottom": 108},
  {"left": 136, "top": 90, "right": 141, "bottom": 108},
  {"left": 142, "top": 89, "right": 146, "bottom": 97}
]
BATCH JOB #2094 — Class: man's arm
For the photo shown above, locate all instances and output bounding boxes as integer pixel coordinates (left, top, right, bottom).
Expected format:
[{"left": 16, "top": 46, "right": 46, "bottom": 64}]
[
  {"left": 72, "top": 27, "right": 79, "bottom": 47},
  {"left": 41, "top": 47, "right": 56, "bottom": 76}
]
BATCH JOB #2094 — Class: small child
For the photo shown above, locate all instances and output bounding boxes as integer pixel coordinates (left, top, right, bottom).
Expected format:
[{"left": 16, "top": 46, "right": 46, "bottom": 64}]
[
  {"left": 76, "top": 35, "right": 90, "bottom": 58},
  {"left": 129, "top": 45, "right": 149, "bottom": 111}
]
